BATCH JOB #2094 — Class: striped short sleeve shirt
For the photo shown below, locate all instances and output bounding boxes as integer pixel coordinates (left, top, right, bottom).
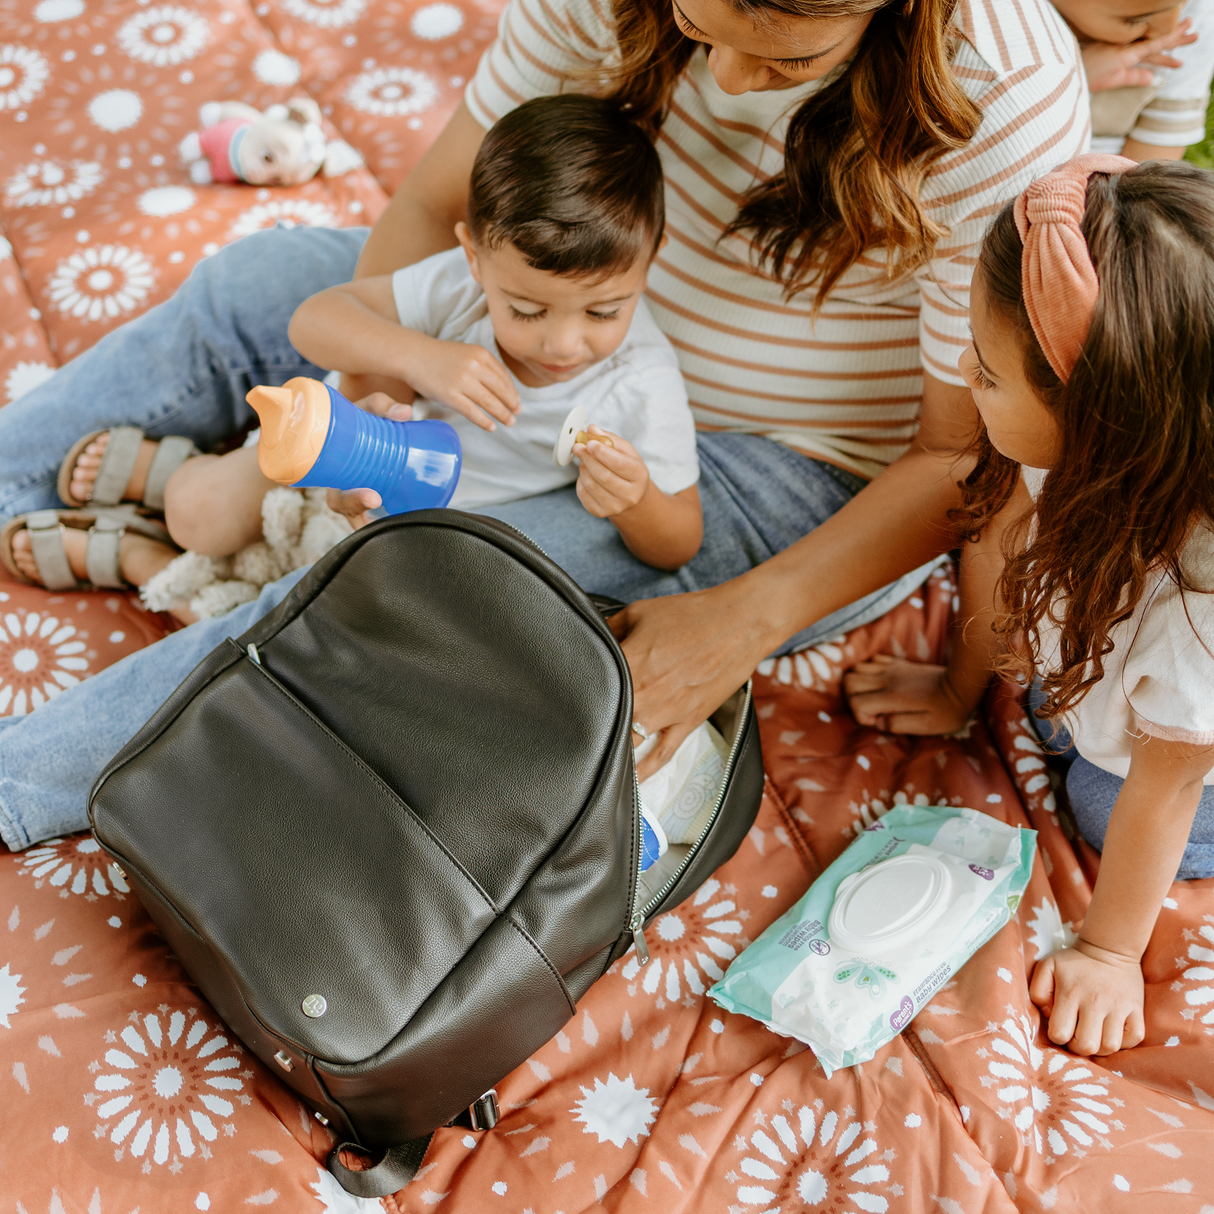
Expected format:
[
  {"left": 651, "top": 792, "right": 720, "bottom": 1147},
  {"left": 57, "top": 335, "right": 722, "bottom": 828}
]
[{"left": 467, "top": 0, "right": 1089, "bottom": 479}]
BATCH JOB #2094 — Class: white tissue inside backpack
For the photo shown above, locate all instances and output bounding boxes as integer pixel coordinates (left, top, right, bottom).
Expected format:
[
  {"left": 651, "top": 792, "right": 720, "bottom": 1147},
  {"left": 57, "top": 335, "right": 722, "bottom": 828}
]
[{"left": 636, "top": 723, "right": 728, "bottom": 846}]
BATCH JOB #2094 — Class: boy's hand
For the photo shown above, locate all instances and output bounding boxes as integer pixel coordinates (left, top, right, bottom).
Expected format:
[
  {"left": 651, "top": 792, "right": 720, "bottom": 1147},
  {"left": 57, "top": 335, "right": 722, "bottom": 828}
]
[
  {"left": 401, "top": 336, "right": 520, "bottom": 432},
  {"left": 1029, "top": 940, "right": 1146, "bottom": 1056},
  {"left": 326, "top": 487, "right": 381, "bottom": 531},
  {"left": 574, "top": 427, "right": 650, "bottom": 518},
  {"left": 1082, "top": 21, "right": 1196, "bottom": 91},
  {"left": 349, "top": 391, "right": 412, "bottom": 422}
]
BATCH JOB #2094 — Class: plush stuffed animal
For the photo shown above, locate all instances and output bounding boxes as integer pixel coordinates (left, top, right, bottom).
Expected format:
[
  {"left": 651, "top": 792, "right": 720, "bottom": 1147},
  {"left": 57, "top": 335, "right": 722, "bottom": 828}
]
[
  {"left": 141, "top": 486, "right": 352, "bottom": 620},
  {"left": 178, "top": 98, "right": 362, "bottom": 187}
]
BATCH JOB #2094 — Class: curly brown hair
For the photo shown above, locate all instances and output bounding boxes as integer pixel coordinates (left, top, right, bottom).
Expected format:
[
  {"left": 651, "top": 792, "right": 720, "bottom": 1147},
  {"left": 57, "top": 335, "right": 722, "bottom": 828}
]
[
  {"left": 961, "top": 160, "right": 1214, "bottom": 719},
  {"left": 604, "top": 0, "right": 980, "bottom": 306}
]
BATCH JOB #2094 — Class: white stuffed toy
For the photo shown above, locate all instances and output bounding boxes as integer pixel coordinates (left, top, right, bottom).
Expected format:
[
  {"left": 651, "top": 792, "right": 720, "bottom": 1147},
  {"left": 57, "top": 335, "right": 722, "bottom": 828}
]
[
  {"left": 142, "top": 487, "right": 352, "bottom": 621},
  {"left": 178, "top": 97, "right": 363, "bottom": 187}
]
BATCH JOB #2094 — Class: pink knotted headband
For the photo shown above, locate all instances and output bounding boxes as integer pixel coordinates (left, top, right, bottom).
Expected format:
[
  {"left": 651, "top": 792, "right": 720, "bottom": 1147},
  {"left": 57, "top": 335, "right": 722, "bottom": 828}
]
[{"left": 1012, "top": 154, "right": 1135, "bottom": 382}]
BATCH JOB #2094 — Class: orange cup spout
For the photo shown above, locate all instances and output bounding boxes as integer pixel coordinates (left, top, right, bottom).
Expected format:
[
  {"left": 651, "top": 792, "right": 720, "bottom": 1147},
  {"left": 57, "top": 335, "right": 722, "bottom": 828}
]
[{"left": 246, "top": 377, "right": 331, "bottom": 485}]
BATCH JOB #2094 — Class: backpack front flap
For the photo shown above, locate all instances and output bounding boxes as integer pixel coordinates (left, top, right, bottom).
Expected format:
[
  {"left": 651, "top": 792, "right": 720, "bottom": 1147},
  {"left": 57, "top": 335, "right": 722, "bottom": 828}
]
[{"left": 90, "top": 513, "right": 639, "bottom": 1146}]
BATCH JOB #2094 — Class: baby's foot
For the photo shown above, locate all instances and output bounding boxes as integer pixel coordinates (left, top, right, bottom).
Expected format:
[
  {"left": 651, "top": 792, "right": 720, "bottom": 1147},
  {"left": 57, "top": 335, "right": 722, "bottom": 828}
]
[
  {"left": 11, "top": 522, "right": 179, "bottom": 591},
  {"left": 843, "top": 654, "right": 973, "bottom": 735},
  {"left": 67, "top": 433, "right": 159, "bottom": 505}
]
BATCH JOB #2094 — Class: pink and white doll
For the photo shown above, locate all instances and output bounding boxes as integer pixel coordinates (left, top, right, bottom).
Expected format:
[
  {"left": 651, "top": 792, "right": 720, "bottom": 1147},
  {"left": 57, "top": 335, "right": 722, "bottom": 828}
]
[{"left": 179, "top": 97, "right": 360, "bottom": 187}]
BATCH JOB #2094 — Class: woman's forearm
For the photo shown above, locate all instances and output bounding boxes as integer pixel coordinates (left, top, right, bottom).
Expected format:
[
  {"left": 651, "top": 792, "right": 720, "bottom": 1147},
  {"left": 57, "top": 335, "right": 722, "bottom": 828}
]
[
  {"left": 726, "top": 373, "right": 977, "bottom": 650},
  {"left": 731, "top": 436, "right": 969, "bottom": 651},
  {"left": 354, "top": 103, "right": 486, "bottom": 280}
]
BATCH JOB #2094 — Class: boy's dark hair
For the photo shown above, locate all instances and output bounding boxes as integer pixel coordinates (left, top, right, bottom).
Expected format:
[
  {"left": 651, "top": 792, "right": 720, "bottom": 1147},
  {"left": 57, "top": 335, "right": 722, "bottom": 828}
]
[{"left": 467, "top": 94, "right": 664, "bottom": 278}]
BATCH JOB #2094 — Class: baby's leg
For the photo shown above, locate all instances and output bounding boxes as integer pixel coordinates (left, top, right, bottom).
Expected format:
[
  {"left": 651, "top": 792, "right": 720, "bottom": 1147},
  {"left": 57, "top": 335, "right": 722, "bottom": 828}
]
[{"left": 163, "top": 446, "right": 277, "bottom": 556}]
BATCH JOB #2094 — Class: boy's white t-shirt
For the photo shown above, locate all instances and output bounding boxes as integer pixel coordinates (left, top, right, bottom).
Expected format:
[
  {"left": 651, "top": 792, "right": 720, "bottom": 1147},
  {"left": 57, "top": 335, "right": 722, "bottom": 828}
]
[
  {"left": 1023, "top": 466, "right": 1214, "bottom": 782},
  {"left": 390, "top": 248, "right": 699, "bottom": 511}
]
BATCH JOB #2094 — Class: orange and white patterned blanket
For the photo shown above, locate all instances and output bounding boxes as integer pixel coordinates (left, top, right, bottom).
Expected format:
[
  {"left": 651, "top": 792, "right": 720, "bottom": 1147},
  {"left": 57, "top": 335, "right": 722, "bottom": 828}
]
[
  {"left": 3, "top": 2, "right": 1214, "bottom": 1210},
  {"left": 3, "top": 564, "right": 1213, "bottom": 1212}
]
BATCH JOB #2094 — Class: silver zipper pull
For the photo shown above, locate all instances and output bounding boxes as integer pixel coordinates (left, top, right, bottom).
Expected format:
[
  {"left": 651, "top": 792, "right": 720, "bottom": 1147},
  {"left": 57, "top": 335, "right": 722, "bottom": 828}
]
[
  {"left": 630, "top": 913, "right": 650, "bottom": 965},
  {"left": 246, "top": 643, "right": 261, "bottom": 666}
]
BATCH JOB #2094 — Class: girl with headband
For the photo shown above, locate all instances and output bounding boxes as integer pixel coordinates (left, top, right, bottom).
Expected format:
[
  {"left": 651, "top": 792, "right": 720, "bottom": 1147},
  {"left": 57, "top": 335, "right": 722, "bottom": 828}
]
[{"left": 846, "top": 155, "right": 1214, "bottom": 1058}]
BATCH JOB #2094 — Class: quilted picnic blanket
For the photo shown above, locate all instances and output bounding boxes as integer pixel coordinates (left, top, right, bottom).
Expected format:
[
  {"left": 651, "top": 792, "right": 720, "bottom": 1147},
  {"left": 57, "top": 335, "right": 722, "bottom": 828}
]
[{"left": 3, "top": 2, "right": 1214, "bottom": 1211}]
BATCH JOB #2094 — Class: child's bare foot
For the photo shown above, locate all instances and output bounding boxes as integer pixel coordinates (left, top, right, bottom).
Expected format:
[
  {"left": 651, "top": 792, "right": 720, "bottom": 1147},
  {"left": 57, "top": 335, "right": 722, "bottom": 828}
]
[
  {"left": 843, "top": 654, "right": 974, "bottom": 735},
  {"left": 66, "top": 433, "right": 159, "bottom": 506},
  {"left": 11, "top": 521, "right": 177, "bottom": 588}
]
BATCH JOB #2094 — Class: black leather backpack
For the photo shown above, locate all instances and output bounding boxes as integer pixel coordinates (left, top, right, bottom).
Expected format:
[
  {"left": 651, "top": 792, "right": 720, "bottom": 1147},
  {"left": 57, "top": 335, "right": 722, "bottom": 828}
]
[{"left": 88, "top": 511, "right": 764, "bottom": 1197}]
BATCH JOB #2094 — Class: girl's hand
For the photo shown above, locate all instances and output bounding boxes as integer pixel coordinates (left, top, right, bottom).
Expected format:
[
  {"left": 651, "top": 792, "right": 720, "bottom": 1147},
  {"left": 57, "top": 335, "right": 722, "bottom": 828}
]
[
  {"left": 1082, "top": 21, "right": 1196, "bottom": 91},
  {"left": 843, "top": 654, "right": 974, "bottom": 734},
  {"left": 1029, "top": 940, "right": 1146, "bottom": 1056},
  {"left": 401, "top": 336, "right": 520, "bottom": 432},
  {"left": 574, "top": 427, "right": 650, "bottom": 518}
]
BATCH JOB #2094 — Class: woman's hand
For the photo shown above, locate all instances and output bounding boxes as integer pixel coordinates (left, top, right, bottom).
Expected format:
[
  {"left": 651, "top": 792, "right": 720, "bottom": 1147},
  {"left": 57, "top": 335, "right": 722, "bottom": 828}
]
[
  {"left": 1029, "top": 940, "right": 1145, "bottom": 1056},
  {"left": 1082, "top": 21, "right": 1196, "bottom": 91},
  {"left": 610, "top": 580, "right": 777, "bottom": 779}
]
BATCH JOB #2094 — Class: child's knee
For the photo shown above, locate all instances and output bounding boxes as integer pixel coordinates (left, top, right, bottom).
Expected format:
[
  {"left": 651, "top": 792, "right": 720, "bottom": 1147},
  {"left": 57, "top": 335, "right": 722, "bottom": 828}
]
[{"left": 162, "top": 455, "right": 222, "bottom": 551}]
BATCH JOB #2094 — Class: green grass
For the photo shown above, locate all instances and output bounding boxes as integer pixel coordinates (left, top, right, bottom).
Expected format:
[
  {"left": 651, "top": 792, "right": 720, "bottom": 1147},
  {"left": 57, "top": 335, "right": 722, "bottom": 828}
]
[{"left": 1183, "top": 92, "right": 1214, "bottom": 169}]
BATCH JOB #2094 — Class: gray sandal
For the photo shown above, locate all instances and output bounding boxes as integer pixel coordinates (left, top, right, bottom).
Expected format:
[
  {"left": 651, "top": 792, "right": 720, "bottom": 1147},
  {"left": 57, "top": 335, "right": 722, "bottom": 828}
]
[
  {"left": 58, "top": 427, "right": 199, "bottom": 512},
  {"left": 0, "top": 507, "right": 176, "bottom": 592}
]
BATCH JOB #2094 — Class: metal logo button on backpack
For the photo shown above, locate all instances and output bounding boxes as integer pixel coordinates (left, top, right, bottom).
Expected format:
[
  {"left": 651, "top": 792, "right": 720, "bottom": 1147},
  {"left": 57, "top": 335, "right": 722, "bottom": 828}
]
[{"left": 89, "top": 510, "right": 764, "bottom": 1197}]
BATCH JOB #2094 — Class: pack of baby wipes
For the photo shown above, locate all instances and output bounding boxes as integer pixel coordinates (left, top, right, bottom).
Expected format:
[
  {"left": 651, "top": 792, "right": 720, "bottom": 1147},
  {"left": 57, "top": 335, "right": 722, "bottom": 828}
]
[{"left": 708, "top": 804, "right": 1036, "bottom": 1076}]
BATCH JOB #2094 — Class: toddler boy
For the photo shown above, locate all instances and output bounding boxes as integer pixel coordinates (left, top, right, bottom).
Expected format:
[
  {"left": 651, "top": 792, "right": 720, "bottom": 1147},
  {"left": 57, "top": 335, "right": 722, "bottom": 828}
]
[{"left": 288, "top": 93, "right": 702, "bottom": 571}]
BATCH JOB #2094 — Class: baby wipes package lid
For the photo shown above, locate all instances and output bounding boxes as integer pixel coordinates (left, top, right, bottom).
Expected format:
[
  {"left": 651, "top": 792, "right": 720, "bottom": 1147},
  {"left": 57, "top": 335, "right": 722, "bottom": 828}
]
[{"left": 708, "top": 804, "right": 1035, "bottom": 1077}]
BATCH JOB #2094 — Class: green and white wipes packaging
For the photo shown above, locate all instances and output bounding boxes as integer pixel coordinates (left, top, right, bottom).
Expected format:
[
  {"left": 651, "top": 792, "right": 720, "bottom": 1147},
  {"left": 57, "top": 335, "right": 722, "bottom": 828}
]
[{"left": 709, "top": 805, "right": 1035, "bottom": 1077}]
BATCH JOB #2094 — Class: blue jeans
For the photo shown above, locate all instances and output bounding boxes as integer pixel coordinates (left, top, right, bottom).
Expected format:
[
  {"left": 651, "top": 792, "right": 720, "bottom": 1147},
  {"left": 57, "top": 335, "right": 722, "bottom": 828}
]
[
  {"left": 1029, "top": 686, "right": 1214, "bottom": 880},
  {"left": 0, "top": 226, "right": 935, "bottom": 850}
]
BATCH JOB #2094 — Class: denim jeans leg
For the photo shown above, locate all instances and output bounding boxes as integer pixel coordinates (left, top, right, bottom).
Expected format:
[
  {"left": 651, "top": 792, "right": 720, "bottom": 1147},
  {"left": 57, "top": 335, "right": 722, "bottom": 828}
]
[
  {"left": 0, "top": 429, "right": 940, "bottom": 848},
  {"left": 0, "top": 225, "right": 368, "bottom": 522},
  {"left": 1064, "top": 756, "right": 1214, "bottom": 880},
  {"left": 0, "top": 567, "right": 310, "bottom": 850}
]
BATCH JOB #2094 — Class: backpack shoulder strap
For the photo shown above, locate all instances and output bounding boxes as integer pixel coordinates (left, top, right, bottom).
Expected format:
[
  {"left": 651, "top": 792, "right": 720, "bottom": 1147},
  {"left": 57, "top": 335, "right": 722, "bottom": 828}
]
[{"left": 326, "top": 1135, "right": 434, "bottom": 1198}]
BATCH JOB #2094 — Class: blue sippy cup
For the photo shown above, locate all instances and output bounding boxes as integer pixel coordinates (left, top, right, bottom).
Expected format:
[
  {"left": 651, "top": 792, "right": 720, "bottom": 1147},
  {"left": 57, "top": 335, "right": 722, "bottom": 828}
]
[{"left": 246, "top": 376, "right": 461, "bottom": 515}]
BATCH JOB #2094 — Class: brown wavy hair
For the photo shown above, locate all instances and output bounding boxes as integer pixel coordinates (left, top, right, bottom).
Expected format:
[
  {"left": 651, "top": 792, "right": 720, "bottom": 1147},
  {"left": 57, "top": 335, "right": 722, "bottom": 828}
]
[
  {"left": 960, "top": 161, "right": 1214, "bottom": 719},
  {"left": 605, "top": 0, "right": 980, "bottom": 304}
]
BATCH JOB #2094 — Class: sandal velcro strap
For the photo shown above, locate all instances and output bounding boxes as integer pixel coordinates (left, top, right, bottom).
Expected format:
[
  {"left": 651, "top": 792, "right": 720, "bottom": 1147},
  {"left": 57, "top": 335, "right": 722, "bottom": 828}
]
[
  {"left": 85, "top": 514, "right": 127, "bottom": 590},
  {"left": 143, "top": 436, "right": 198, "bottom": 512},
  {"left": 89, "top": 426, "right": 145, "bottom": 508},
  {"left": 25, "top": 510, "right": 77, "bottom": 591}
]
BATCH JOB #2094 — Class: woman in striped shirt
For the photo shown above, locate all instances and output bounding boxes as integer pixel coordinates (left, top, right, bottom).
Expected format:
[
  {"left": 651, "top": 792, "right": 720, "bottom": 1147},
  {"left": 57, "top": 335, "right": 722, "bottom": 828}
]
[
  {"left": 0, "top": 0, "right": 1087, "bottom": 843},
  {"left": 341, "top": 0, "right": 1089, "bottom": 770}
]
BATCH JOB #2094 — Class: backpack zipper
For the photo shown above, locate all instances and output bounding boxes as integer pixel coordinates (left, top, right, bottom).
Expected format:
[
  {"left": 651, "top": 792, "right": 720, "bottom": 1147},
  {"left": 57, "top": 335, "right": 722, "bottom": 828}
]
[{"left": 629, "top": 767, "right": 650, "bottom": 964}]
